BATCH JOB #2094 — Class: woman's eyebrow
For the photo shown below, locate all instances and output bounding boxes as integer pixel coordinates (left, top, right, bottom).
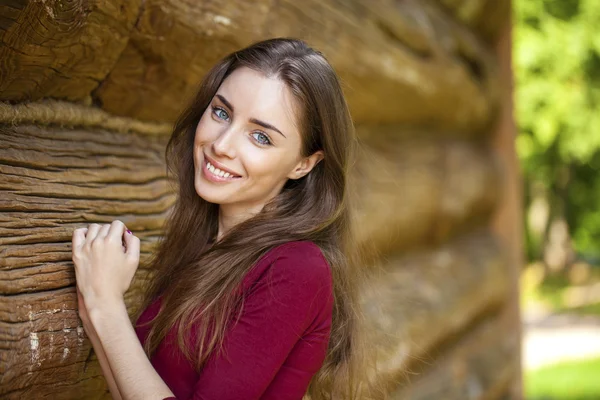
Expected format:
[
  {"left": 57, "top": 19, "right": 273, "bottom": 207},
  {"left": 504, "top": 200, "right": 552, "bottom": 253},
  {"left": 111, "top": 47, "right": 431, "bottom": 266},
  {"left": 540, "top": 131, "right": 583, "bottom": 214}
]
[
  {"left": 215, "top": 94, "right": 234, "bottom": 111},
  {"left": 249, "top": 118, "right": 286, "bottom": 138},
  {"left": 216, "top": 93, "right": 286, "bottom": 138}
]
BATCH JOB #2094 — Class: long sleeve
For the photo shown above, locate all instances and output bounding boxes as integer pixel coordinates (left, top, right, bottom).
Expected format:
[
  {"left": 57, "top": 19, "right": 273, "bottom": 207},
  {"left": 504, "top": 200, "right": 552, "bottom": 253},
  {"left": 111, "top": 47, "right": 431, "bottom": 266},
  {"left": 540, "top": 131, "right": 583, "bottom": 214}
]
[{"left": 164, "top": 241, "right": 334, "bottom": 400}]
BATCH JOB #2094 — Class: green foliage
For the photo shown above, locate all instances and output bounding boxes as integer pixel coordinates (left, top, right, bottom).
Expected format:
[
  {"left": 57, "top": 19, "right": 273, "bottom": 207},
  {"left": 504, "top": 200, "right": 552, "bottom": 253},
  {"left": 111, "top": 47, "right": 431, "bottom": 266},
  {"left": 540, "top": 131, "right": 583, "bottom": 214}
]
[
  {"left": 515, "top": 0, "right": 600, "bottom": 258},
  {"left": 526, "top": 357, "right": 600, "bottom": 399},
  {"left": 520, "top": 263, "right": 600, "bottom": 315}
]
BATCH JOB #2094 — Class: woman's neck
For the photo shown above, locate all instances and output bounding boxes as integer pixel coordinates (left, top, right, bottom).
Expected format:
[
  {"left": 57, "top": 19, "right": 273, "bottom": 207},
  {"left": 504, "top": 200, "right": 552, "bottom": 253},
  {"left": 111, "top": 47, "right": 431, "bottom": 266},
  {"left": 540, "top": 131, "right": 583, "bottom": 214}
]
[{"left": 217, "top": 203, "right": 264, "bottom": 241}]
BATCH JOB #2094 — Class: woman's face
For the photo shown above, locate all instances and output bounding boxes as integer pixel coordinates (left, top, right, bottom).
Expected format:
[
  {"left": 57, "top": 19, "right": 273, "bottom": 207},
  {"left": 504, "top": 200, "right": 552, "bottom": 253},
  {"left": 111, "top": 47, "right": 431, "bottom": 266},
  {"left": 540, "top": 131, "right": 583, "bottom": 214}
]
[{"left": 193, "top": 66, "right": 321, "bottom": 211}]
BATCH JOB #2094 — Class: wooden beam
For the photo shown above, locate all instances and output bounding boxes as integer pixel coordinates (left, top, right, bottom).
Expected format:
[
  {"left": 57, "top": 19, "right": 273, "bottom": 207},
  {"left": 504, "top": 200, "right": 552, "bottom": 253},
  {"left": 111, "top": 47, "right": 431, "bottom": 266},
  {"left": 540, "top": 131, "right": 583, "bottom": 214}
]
[
  {"left": 361, "top": 233, "right": 509, "bottom": 391},
  {"left": 353, "top": 131, "right": 501, "bottom": 259},
  {"left": 389, "top": 313, "right": 519, "bottom": 399},
  {"left": 1, "top": 0, "right": 499, "bottom": 134},
  {"left": 0, "top": 0, "right": 142, "bottom": 103}
]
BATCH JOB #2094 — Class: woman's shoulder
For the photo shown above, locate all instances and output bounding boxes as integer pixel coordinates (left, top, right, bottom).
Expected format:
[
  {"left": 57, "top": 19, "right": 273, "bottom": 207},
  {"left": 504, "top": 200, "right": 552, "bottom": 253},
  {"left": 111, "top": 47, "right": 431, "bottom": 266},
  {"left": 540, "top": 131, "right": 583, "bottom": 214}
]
[
  {"left": 243, "top": 240, "right": 332, "bottom": 291},
  {"left": 265, "top": 240, "right": 330, "bottom": 273},
  {"left": 243, "top": 240, "right": 334, "bottom": 320},
  {"left": 268, "top": 240, "right": 327, "bottom": 261}
]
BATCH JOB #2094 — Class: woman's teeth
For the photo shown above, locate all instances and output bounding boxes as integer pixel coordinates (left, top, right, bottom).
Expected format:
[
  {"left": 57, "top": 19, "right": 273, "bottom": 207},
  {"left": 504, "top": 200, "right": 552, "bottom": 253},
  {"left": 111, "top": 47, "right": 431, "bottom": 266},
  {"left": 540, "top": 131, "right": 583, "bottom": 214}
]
[{"left": 207, "top": 161, "right": 237, "bottom": 178}]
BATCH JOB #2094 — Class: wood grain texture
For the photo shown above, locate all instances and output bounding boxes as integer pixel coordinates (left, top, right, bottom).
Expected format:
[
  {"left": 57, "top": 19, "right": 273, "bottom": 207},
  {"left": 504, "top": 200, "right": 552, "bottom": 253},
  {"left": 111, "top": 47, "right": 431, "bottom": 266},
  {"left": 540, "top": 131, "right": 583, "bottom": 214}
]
[
  {"left": 0, "top": 124, "right": 504, "bottom": 396},
  {"left": 0, "top": 125, "right": 500, "bottom": 295},
  {"left": 432, "top": 0, "right": 511, "bottom": 42},
  {"left": 0, "top": 0, "right": 142, "bottom": 103},
  {"left": 0, "top": 288, "right": 111, "bottom": 400},
  {"left": 0, "top": 0, "right": 499, "bottom": 134},
  {"left": 0, "top": 125, "right": 173, "bottom": 297},
  {"left": 0, "top": 127, "right": 168, "bottom": 397},
  {"left": 352, "top": 130, "right": 501, "bottom": 260},
  {"left": 0, "top": 0, "right": 517, "bottom": 397},
  {"left": 0, "top": 100, "right": 173, "bottom": 136},
  {"left": 1, "top": 231, "right": 507, "bottom": 398},
  {"left": 361, "top": 232, "right": 509, "bottom": 393},
  {"left": 389, "top": 313, "right": 519, "bottom": 399},
  {"left": 96, "top": 0, "right": 498, "bottom": 131}
]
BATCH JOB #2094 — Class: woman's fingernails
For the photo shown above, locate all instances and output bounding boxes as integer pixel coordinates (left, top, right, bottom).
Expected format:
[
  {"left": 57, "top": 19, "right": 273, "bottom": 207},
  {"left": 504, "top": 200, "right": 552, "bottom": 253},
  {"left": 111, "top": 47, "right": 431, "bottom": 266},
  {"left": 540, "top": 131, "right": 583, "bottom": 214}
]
[{"left": 126, "top": 229, "right": 132, "bottom": 234}]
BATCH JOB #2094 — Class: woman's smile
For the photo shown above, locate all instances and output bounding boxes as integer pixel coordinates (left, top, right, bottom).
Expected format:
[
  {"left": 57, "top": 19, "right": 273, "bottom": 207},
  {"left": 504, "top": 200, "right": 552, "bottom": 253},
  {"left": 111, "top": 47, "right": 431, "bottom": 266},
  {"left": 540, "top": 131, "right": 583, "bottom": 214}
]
[{"left": 201, "top": 154, "right": 243, "bottom": 183}]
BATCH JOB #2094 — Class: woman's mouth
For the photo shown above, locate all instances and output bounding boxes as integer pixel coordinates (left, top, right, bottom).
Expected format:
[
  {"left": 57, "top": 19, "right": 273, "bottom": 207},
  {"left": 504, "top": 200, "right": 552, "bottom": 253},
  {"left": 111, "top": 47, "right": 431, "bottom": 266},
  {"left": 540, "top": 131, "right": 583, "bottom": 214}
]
[{"left": 202, "top": 158, "right": 242, "bottom": 183}]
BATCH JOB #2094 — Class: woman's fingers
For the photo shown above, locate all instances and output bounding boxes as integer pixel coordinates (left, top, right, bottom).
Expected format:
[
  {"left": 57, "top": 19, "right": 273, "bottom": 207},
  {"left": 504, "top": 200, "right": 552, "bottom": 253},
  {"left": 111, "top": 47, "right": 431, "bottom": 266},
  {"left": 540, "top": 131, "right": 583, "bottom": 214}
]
[
  {"left": 107, "top": 220, "right": 127, "bottom": 243},
  {"left": 72, "top": 227, "right": 88, "bottom": 251},
  {"left": 123, "top": 229, "right": 140, "bottom": 262},
  {"left": 72, "top": 227, "right": 89, "bottom": 271},
  {"left": 107, "top": 220, "right": 129, "bottom": 252},
  {"left": 72, "top": 220, "right": 140, "bottom": 302},
  {"left": 97, "top": 223, "right": 111, "bottom": 239},
  {"left": 85, "top": 223, "right": 102, "bottom": 247}
]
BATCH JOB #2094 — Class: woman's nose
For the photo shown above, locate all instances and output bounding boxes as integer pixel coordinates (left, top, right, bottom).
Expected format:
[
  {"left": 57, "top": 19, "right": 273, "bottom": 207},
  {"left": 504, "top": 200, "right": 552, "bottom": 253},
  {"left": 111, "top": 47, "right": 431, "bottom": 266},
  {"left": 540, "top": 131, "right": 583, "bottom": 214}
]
[{"left": 212, "top": 125, "right": 237, "bottom": 159}]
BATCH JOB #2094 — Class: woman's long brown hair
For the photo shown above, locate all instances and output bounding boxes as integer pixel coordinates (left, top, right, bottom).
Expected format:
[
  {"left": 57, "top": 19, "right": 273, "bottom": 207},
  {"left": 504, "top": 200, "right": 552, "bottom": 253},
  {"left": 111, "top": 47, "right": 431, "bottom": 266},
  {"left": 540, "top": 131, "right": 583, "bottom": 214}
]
[{"left": 137, "top": 38, "right": 380, "bottom": 399}]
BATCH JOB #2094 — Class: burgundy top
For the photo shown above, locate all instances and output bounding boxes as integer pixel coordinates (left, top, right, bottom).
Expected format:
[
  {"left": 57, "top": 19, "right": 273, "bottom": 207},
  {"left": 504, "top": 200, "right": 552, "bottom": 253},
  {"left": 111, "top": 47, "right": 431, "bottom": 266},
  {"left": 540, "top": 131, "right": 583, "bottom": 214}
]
[{"left": 134, "top": 240, "right": 334, "bottom": 400}]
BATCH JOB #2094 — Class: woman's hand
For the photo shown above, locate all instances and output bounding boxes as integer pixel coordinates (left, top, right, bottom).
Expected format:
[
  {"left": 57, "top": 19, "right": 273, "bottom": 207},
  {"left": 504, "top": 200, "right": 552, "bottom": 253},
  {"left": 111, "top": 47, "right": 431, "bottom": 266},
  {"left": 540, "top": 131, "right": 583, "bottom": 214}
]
[
  {"left": 71, "top": 221, "right": 174, "bottom": 400},
  {"left": 71, "top": 220, "right": 140, "bottom": 310}
]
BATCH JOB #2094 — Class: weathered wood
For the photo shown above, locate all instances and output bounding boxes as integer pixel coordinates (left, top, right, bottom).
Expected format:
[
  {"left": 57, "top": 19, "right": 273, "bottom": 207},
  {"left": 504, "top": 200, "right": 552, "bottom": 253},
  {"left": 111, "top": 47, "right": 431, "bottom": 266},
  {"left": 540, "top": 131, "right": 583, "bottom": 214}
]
[
  {"left": 0, "top": 0, "right": 498, "bottom": 134},
  {"left": 1, "top": 230, "right": 505, "bottom": 398},
  {"left": 0, "top": 125, "right": 173, "bottom": 296},
  {"left": 98, "top": 0, "right": 498, "bottom": 131},
  {"left": 389, "top": 314, "right": 519, "bottom": 399},
  {"left": 361, "top": 233, "right": 508, "bottom": 392},
  {"left": 0, "top": 100, "right": 173, "bottom": 136},
  {"left": 0, "top": 0, "right": 141, "bottom": 103},
  {"left": 0, "top": 0, "right": 518, "bottom": 397},
  {"left": 489, "top": 15, "right": 524, "bottom": 399},
  {"left": 352, "top": 130, "right": 500, "bottom": 260},
  {"left": 0, "top": 288, "right": 114, "bottom": 399},
  {"left": 432, "top": 0, "right": 511, "bottom": 42},
  {"left": 0, "top": 125, "right": 500, "bottom": 295},
  {"left": 0, "top": 124, "right": 505, "bottom": 396}
]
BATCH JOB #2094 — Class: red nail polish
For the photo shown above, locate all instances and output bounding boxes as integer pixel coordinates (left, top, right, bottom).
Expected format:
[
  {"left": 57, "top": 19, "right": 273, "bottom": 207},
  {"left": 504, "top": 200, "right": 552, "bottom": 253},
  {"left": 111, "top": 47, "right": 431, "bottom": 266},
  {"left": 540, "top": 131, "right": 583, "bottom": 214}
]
[{"left": 126, "top": 229, "right": 132, "bottom": 234}]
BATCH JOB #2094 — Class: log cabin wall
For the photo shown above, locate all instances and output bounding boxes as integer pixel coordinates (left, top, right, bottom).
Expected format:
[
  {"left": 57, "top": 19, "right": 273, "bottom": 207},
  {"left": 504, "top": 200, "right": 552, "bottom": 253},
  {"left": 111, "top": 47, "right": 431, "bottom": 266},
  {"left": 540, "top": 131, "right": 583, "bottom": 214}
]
[{"left": 0, "top": 0, "right": 520, "bottom": 398}]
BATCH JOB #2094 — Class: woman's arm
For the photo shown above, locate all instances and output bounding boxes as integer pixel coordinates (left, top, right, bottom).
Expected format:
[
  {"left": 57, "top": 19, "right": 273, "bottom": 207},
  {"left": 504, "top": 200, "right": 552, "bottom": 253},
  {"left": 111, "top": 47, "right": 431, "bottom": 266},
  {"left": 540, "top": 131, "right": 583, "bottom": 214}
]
[
  {"left": 71, "top": 221, "right": 174, "bottom": 400},
  {"left": 77, "top": 287, "right": 123, "bottom": 400},
  {"left": 84, "top": 321, "right": 124, "bottom": 400},
  {"left": 88, "top": 297, "right": 175, "bottom": 400}
]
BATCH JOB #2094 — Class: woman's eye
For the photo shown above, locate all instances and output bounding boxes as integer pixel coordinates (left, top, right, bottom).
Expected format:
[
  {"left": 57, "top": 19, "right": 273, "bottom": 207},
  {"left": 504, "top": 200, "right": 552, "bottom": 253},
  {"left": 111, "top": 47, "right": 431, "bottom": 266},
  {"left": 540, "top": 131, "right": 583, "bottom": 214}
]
[
  {"left": 251, "top": 132, "right": 272, "bottom": 146},
  {"left": 212, "top": 107, "right": 230, "bottom": 121}
]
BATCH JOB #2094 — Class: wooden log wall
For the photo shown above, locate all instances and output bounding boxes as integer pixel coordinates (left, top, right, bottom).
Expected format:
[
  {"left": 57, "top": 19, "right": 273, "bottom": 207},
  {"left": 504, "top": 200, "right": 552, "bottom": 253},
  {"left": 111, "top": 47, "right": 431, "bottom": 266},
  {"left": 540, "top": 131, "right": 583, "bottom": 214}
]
[{"left": 0, "top": 0, "right": 520, "bottom": 398}]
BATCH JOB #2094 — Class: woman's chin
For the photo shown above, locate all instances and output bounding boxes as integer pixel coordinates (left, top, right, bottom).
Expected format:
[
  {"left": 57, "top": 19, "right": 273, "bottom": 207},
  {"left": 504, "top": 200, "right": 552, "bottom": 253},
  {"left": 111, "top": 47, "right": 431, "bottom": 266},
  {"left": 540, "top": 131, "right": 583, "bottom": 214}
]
[
  {"left": 195, "top": 179, "right": 229, "bottom": 205},
  {"left": 194, "top": 180, "right": 214, "bottom": 202}
]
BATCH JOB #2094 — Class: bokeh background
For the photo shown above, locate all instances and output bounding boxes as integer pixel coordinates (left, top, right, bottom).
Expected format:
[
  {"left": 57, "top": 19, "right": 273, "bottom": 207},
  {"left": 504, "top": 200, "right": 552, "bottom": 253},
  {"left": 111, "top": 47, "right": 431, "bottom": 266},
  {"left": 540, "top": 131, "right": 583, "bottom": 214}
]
[{"left": 515, "top": 0, "right": 600, "bottom": 398}]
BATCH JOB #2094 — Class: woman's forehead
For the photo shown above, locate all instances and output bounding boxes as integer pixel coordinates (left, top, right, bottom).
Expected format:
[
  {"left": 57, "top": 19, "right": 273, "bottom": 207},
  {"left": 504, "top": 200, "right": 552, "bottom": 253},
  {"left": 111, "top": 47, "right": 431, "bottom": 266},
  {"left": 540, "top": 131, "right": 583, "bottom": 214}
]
[{"left": 217, "top": 67, "right": 301, "bottom": 133}]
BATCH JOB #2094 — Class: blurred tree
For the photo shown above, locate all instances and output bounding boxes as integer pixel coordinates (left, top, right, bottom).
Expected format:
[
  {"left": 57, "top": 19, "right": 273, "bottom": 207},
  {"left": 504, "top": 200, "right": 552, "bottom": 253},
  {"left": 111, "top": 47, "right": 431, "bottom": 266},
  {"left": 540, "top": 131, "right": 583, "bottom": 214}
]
[{"left": 515, "top": 0, "right": 600, "bottom": 266}]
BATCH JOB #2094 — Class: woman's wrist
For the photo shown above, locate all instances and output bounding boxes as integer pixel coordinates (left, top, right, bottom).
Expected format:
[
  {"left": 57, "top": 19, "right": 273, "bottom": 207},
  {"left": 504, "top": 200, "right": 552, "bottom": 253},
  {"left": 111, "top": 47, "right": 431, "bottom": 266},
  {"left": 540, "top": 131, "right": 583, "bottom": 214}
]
[{"left": 88, "top": 296, "right": 129, "bottom": 332}]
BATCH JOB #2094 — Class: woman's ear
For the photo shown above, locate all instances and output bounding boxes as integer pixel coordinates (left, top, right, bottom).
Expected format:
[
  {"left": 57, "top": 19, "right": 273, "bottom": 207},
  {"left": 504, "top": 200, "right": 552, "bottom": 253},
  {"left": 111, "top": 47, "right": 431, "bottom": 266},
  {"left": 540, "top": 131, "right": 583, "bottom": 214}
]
[{"left": 288, "top": 150, "right": 324, "bottom": 180}]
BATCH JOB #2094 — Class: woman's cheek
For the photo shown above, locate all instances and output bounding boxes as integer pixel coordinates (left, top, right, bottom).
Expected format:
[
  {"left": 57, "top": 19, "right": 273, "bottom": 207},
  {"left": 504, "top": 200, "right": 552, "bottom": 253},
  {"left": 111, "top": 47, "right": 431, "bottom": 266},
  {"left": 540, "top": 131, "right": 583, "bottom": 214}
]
[{"left": 244, "top": 150, "right": 279, "bottom": 178}]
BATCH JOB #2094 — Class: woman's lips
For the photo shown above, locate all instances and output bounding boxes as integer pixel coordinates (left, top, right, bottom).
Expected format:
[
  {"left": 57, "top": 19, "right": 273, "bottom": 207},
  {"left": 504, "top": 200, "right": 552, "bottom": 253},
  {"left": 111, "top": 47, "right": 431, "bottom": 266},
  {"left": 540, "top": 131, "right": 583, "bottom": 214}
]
[
  {"left": 204, "top": 153, "right": 241, "bottom": 176},
  {"left": 202, "top": 157, "right": 242, "bottom": 183}
]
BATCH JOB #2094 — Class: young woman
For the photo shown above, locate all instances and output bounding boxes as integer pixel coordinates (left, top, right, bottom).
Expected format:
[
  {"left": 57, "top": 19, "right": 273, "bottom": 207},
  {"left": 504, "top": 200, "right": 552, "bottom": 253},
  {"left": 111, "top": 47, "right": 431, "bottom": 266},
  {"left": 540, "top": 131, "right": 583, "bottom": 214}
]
[{"left": 71, "top": 38, "right": 374, "bottom": 400}]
